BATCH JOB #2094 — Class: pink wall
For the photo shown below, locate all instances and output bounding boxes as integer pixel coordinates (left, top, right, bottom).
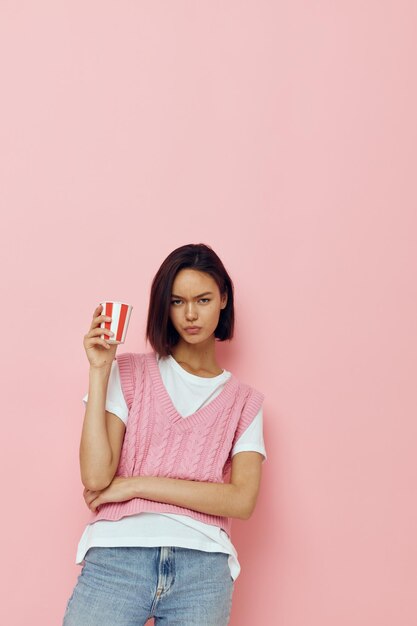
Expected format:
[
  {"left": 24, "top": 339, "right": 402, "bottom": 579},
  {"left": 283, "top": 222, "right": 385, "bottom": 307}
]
[{"left": 2, "top": 2, "right": 416, "bottom": 625}]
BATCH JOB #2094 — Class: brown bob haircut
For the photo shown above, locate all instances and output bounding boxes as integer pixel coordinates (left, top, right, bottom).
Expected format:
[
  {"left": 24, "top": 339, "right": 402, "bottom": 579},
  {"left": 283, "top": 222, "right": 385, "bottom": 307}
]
[{"left": 145, "top": 243, "right": 235, "bottom": 357}]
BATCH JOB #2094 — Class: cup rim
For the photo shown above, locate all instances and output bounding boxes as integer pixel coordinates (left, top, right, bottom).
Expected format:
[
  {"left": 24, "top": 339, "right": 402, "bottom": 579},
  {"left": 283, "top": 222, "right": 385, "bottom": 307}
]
[{"left": 100, "top": 301, "right": 133, "bottom": 308}]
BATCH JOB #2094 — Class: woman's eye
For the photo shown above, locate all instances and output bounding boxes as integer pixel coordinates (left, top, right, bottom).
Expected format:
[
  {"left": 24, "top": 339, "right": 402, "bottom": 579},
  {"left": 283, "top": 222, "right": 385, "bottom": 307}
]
[{"left": 170, "top": 298, "right": 210, "bottom": 305}]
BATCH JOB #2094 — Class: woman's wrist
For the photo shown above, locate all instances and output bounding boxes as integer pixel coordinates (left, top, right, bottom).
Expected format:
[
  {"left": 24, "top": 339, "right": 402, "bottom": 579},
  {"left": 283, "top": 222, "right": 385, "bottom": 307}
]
[
  {"left": 89, "top": 363, "right": 112, "bottom": 381},
  {"left": 127, "top": 476, "right": 142, "bottom": 498}
]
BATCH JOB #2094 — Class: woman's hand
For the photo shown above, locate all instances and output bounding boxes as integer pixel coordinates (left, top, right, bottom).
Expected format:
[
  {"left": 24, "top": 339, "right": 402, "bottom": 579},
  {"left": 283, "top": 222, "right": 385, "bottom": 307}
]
[
  {"left": 83, "top": 476, "right": 135, "bottom": 513},
  {"left": 83, "top": 304, "right": 118, "bottom": 370}
]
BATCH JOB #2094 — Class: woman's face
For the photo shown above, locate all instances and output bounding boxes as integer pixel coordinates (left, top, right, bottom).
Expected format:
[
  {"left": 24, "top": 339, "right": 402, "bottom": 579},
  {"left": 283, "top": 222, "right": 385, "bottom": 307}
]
[{"left": 169, "top": 269, "right": 227, "bottom": 346}]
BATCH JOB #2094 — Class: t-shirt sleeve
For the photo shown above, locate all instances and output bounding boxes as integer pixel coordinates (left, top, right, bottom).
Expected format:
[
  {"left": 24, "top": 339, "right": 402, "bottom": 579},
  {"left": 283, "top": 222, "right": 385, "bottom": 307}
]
[
  {"left": 82, "top": 359, "right": 129, "bottom": 425},
  {"left": 231, "top": 406, "right": 267, "bottom": 462}
]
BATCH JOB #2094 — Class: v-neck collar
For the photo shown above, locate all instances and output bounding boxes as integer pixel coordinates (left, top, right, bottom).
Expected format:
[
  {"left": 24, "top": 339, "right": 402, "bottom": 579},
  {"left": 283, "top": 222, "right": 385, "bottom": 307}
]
[{"left": 145, "top": 351, "right": 239, "bottom": 430}]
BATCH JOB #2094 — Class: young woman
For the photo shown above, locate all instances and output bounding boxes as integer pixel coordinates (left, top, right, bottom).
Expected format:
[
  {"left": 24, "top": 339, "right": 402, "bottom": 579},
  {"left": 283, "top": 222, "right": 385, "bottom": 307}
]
[{"left": 62, "top": 243, "right": 267, "bottom": 626}]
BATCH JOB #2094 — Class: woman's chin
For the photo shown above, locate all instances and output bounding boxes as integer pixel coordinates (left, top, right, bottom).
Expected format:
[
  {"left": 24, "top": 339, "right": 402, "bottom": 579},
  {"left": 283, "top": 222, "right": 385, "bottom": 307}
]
[{"left": 180, "top": 331, "right": 212, "bottom": 346}]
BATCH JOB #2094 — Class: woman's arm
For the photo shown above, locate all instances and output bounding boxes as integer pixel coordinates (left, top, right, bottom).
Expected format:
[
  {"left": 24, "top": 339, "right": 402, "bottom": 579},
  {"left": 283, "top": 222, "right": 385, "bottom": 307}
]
[
  {"left": 85, "top": 451, "right": 264, "bottom": 520},
  {"left": 79, "top": 365, "right": 124, "bottom": 491}
]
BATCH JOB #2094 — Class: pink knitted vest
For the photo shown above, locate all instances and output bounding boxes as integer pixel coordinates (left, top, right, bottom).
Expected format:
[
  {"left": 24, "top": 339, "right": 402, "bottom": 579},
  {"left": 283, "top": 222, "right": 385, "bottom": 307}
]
[{"left": 88, "top": 351, "right": 264, "bottom": 537}]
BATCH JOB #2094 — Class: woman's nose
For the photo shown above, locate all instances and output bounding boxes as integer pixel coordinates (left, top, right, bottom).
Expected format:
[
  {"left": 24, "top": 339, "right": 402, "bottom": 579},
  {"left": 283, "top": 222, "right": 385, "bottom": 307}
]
[{"left": 185, "top": 305, "right": 197, "bottom": 319}]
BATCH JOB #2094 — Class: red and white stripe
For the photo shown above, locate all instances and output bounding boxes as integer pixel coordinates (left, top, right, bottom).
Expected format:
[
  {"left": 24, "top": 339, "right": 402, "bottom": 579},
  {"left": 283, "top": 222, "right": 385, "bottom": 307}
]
[{"left": 100, "top": 301, "right": 133, "bottom": 344}]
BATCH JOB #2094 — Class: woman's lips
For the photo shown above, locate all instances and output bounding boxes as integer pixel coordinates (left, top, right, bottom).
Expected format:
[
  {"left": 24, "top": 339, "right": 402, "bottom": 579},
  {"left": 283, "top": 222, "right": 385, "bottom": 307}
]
[{"left": 184, "top": 327, "right": 201, "bottom": 334}]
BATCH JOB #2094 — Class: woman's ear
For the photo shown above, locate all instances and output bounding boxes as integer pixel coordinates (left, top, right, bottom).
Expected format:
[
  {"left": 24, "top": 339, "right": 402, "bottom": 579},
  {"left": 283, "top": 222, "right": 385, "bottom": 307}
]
[{"left": 220, "top": 291, "right": 228, "bottom": 309}]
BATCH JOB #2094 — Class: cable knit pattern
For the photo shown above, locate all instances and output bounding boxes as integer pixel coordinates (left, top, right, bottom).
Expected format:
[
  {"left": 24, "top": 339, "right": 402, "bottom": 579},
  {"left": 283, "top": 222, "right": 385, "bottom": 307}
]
[
  {"left": 115, "top": 353, "right": 136, "bottom": 411},
  {"left": 88, "top": 351, "right": 265, "bottom": 538}
]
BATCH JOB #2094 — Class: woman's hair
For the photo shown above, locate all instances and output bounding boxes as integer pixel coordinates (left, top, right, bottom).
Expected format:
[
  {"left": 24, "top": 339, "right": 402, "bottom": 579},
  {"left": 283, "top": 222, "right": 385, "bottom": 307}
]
[{"left": 145, "top": 243, "right": 235, "bottom": 357}]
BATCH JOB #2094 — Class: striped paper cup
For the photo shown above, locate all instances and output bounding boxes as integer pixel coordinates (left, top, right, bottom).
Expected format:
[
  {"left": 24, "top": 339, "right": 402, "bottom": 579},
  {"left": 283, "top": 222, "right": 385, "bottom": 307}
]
[{"left": 99, "top": 301, "right": 133, "bottom": 344}]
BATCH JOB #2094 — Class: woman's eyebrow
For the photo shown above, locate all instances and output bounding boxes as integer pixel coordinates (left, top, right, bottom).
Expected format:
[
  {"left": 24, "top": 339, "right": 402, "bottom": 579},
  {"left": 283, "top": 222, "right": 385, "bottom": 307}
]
[{"left": 171, "top": 291, "right": 214, "bottom": 298}]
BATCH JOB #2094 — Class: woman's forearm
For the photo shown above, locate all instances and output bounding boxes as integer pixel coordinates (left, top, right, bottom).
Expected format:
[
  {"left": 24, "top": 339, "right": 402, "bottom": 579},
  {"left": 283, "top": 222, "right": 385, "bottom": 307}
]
[
  {"left": 79, "top": 365, "right": 113, "bottom": 490},
  {"left": 128, "top": 476, "right": 249, "bottom": 520}
]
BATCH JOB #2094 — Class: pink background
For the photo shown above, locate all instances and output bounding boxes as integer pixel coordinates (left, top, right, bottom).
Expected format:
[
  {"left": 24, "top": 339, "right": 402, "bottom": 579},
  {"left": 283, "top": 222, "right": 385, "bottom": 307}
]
[{"left": 1, "top": 2, "right": 416, "bottom": 625}]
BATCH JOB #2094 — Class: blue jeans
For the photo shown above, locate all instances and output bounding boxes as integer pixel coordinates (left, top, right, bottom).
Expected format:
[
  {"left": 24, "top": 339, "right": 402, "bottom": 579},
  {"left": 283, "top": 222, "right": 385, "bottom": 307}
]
[{"left": 62, "top": 546, "right": 234, "bottom": 625}]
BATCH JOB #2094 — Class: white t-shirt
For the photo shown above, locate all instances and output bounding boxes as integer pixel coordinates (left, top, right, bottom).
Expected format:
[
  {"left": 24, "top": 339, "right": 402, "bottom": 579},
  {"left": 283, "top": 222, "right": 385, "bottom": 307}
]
[{"left": 76, "top": 353, "right": 267, "bottom": 581}]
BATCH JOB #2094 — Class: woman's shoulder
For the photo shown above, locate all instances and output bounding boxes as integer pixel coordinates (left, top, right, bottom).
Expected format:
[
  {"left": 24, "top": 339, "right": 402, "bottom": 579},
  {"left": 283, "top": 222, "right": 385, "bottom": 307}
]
[
  {"left": 230, "top": 370, "right": 265, "bottom": 404},
  {"left": 115, "top": 350, "right": 155, "bottom": 365},
  {"left": 230, "top": 374, "right": 265, "bottom": 432}
]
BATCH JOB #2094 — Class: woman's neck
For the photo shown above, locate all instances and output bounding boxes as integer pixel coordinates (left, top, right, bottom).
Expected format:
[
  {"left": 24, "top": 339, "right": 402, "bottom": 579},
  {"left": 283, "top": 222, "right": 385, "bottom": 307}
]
[{"left": 170, "top": 339, "right": 223, "bottom": 377}]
